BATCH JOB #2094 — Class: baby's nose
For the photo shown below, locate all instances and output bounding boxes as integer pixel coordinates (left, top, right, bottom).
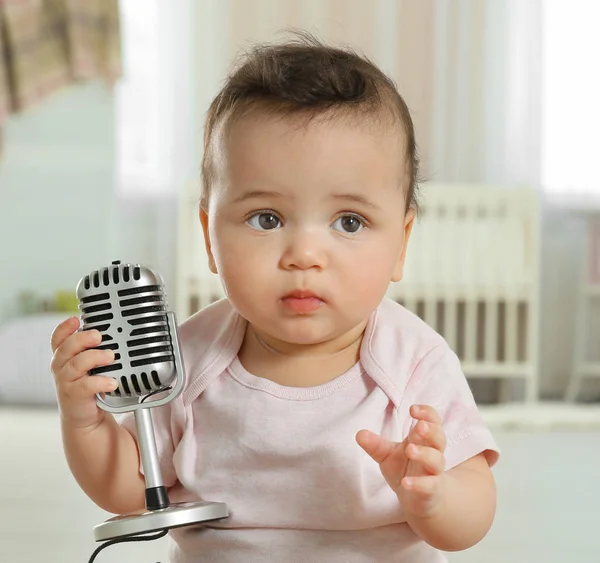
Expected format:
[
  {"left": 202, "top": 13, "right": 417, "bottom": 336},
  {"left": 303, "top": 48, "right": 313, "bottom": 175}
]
[{"left": 280, "top": 231, "right": 328, "bottom": 270}]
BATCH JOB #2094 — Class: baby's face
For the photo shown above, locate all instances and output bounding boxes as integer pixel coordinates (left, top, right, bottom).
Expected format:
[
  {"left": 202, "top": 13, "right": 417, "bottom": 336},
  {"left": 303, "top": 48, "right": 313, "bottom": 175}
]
[{"left": 201, "top": 113, "right": 414, "bottom": 346}]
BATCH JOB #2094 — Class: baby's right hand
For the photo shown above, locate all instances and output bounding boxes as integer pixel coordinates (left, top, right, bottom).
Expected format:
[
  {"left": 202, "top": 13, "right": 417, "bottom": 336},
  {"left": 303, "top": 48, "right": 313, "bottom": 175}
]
[{"left": 50, "top": 317, "right": 118, "bottom": 430}]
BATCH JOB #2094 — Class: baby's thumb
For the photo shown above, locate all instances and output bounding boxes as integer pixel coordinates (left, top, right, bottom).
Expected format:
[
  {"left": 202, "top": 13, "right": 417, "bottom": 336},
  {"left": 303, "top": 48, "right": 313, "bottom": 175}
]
[{"left": 356, "top": 429, "right": 402, "bottom": 464}]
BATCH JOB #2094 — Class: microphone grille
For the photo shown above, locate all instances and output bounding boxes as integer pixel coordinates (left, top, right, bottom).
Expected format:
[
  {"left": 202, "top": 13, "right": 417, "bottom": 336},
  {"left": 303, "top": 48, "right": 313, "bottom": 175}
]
[{"left": 76, "top": 261, "right": 177, "bottom": 398}]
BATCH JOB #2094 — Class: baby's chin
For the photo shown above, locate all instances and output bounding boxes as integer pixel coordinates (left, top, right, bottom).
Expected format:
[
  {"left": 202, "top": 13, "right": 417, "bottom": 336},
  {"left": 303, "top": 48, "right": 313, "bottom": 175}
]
[
  {"left": 259, "top": 322, "right": 363, "bottom": 350},
  {"left": 263, "top": 330, "right": 334, "bottom": 348}
]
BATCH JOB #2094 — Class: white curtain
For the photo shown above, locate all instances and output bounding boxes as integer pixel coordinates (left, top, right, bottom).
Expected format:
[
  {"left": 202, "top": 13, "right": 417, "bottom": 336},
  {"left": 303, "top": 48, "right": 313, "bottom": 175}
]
[
  {"left": 122, "top": 1, "right": 548, "bottom": 196},
  {"left": 194, "top": 0, "right": 437, "bottom": 178},
  {"left": 116, "top": 0, "right": 196, "bottom": 196},
  {"left": 541, "top": 0, "right": 600, "bottom": 197},
  {"left": 192, "top": 0, "right": 545, "bottom": 187},
  {"left": 113, "top": 0, "right": 195, "bottom": 294},
  {"left": 431, "top": 0, "right": 543, "bottom": 186}
]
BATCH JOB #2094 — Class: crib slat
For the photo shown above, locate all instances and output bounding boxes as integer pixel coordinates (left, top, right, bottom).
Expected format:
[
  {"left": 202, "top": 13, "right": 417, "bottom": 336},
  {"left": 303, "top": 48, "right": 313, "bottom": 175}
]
[
  {"left": 403, "top": 295, "right": 419, "bottom": 318},
  {"left": 462, "top": 197, "right": 478, "bottom": 363},
  {"left": 485, "top": 299, "right": 498, "bottom": 363},
  {"left": 464, "top": 299, "right": 478, "bottom": 362},
  {"left": 505, "top": 299, "right": 518, "bottom": 363},
  {"left": 444, "top": 298, "right": 457, "bottom": 350},
  {"left": 424, "top": 296, "right": 437, "bottom": 330}
]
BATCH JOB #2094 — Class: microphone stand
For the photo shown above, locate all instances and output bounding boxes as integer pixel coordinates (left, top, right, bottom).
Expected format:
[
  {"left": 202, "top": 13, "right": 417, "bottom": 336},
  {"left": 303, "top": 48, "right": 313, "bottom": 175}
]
[{"left": 92, "top": 312, "right": 228, "bottom": 542}]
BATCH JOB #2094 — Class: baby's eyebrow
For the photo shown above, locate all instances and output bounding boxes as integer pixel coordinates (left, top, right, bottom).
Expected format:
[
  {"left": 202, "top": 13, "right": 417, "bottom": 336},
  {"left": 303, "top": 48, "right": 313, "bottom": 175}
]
[
  {"left": 231, "top": 190, "right": 285, "bottom": 204},
  {"left": 330, "top": 193, "right": 381, "bottom": 211},
  {"left": 230, "top": 189, "right": 381, "bottom": 211}
]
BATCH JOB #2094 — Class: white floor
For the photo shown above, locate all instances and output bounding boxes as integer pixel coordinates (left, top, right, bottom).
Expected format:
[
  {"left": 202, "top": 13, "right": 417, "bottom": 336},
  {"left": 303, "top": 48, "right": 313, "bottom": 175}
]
[{"left": 2, "top": 406, "right": 600, "bottom": 563}]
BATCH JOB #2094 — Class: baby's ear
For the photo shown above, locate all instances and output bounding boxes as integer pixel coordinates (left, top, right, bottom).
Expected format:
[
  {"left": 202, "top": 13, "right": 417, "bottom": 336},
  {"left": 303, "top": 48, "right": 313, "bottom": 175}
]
[
  {"left": 391, "top": 208, "right": 415, "bottom": 283},
  {"left": 199, "top": 208, "right": 218, "bottom": 274}
]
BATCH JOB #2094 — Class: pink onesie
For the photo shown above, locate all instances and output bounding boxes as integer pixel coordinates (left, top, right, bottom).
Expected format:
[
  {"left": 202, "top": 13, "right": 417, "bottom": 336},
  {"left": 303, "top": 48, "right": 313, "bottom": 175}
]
[{"left": 121, "top": 297, "right": 500, "bottom": 562}]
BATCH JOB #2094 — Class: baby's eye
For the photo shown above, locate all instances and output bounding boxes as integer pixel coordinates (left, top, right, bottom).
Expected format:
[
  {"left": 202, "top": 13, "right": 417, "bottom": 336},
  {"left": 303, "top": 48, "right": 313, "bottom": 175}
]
[
  {"left": 332, "top": 214, "right": 364, "bottom": 234},
  {"left": 246, "top": 212, "right": 282, "bottom": 231}
]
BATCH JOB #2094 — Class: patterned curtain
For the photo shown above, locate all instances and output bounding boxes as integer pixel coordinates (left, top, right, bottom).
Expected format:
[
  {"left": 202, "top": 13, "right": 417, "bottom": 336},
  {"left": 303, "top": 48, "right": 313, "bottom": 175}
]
[{"left": 0, "top": 0, "right": 121, "bottom": 155}]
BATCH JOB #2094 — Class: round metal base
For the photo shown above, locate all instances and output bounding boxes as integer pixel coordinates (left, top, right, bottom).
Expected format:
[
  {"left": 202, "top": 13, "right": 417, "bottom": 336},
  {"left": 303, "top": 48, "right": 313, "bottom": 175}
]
[{"left": 93, "top": 501, "right": 229, "bottom": 542}]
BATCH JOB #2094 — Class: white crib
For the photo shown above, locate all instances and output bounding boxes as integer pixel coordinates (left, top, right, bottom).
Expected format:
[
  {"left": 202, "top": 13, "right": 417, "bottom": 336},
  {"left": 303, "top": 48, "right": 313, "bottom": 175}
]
[
  {"left": 176, "top": 183, "right": 541, "bottom": 403},
  {"left": 391, "top": 183, "right": 541, "bottom": 402}
]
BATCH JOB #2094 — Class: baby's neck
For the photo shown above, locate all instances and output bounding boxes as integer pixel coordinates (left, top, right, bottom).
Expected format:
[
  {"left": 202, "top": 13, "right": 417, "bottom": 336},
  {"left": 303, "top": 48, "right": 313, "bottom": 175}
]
[{"left": 237, "top": 324, "right": 366, "bottom": 387}]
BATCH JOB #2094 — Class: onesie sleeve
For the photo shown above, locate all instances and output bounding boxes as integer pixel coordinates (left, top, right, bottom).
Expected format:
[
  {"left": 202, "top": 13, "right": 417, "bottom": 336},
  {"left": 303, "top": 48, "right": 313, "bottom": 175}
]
[
  {"left": 400, "top": 343, "right": 500, "bottom": 471},
  {"left": 118, "top": 402, "right": 179, "bottom": 487}
]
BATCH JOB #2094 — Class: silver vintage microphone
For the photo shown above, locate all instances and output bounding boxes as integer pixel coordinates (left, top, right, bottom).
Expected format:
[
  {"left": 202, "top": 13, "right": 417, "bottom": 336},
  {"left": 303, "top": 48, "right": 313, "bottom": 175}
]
[{"left": 76, "top": 260, "right": 228, "bottom": 543}]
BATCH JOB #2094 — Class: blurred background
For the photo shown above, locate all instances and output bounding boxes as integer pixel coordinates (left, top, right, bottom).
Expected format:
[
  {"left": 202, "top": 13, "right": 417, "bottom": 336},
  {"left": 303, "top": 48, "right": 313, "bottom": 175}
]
[{"left": 1, "top": 0, "right": 599, "bottom": 562}]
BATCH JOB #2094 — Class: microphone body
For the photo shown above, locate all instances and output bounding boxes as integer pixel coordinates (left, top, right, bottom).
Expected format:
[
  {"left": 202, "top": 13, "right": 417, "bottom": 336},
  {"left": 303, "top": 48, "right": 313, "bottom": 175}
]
[
  {"left": 76, "top": 261, "right": 182, "bottom": 412},
  {"left": 76, "top": 261, "right": 228, "bottom": 542}
]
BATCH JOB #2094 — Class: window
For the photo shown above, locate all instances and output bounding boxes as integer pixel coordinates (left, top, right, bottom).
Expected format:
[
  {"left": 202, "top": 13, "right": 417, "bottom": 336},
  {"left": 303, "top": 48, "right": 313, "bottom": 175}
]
[
  {"left": 541, "top": 0, "right": 600, "bottom": 195},
  {"left": 115, "top": 0, "right": 168, "bottom": 195}
]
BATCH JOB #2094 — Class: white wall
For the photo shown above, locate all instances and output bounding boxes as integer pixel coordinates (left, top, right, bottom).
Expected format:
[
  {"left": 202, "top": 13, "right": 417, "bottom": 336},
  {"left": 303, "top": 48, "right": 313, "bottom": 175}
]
[
  {"left": 0, "top": 83, "right": 117, "bottom": 321},
  {"left": 0, "top": 82, "right": 177, "bottom": 324}
]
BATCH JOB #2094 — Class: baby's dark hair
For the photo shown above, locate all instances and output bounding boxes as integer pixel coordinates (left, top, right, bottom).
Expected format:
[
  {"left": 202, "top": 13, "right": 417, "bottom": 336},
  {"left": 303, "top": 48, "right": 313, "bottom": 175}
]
[{"left": 201, "top": 32, "right": 420, "bottom": 213}]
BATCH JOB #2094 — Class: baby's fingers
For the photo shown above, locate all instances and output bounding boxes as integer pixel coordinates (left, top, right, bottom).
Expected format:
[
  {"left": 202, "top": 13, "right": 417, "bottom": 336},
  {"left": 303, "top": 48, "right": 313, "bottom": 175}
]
[
  {"left": 62, "top": 349, "right": 115, "bottom": 383},
  {"left": 51, "top": 328, "right": 103, "bottom": 375},
  {"left": 405, "top": 444, "right": 445, "bottom": 475},
  {"left": 400, "top": 474, "right": 446, "bottom": 519},
  {"left": 410, "top": 404, "right": 442, "bottom": 425},
  {"left": 356, "top": 430, "right": 403, "bottom": 464},
  {"left": 50, "top": 316, "right": 80, "bottom": 353},
  {"left": 64, "top": 374, "right": 119, "bottom": 400},
  {"left": 409, "top": 420, "right": 447, "bottom": 452},
  {"left": 401, "top": 473, "right": 442, "bottom": 497}
]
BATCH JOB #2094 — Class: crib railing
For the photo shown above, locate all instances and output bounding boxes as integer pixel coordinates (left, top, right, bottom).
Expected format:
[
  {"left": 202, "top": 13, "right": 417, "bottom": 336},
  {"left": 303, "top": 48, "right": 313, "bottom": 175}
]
[
  {"left": 176, "top": 183, "right": 541, "bottom": 402},
  {"left": 389, "top": 183, "right": 540, "bottom": 401}
]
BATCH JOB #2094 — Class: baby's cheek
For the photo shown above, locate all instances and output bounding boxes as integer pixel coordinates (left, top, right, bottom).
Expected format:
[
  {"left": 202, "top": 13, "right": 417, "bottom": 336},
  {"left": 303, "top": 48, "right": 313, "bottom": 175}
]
[
  {"left": 349, "top": 254, "right": 395, "bottom": 299},
  {"left": 214, "top": 240, "right": 254, "bottom": 275}
]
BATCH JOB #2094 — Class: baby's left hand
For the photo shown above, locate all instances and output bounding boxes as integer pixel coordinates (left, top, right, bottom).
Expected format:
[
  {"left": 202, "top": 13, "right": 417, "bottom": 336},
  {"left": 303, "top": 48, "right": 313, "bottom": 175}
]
[{"left": 356, "top": 404, "right": 447, "bottom": 519}]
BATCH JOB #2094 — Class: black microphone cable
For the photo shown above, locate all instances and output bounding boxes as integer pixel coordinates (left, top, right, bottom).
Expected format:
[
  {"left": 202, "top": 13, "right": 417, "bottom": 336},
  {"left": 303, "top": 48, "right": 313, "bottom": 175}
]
[
  {"left": 87, "top": 528, "right": 168, "bottom": 563},
  {"left": 140, "top": 386, "right": 172, "bottom": 403}
]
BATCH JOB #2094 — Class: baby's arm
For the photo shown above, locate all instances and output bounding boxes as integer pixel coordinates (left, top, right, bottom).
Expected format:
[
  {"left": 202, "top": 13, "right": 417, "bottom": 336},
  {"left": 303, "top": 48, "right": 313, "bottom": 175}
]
[
  {"left": 357, "top": 404, "right": 496, "bottom": 551},
  {"left": 404, "top": 451, "right": 496, "bottom": 551},
  {"left": 51, "top": 317, "right": 146, "bottom": 515},
  {"left": 61, "top": 415, "right": 146, "bottom": 515}
]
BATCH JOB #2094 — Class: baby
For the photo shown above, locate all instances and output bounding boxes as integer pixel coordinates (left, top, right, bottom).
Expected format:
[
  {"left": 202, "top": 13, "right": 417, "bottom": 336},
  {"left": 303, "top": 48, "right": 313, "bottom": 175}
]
[{"left": 51, "top": 35, "right": 499, "bottom": 562}]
